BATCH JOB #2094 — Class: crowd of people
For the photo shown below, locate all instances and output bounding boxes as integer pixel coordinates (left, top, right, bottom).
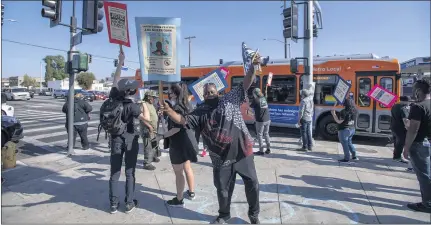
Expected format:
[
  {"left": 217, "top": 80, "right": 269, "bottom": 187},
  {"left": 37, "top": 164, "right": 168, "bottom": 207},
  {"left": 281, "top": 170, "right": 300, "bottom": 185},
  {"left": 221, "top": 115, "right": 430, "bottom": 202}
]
[{"left": 61, "top": 47, "right": 430, "bottom": 221}]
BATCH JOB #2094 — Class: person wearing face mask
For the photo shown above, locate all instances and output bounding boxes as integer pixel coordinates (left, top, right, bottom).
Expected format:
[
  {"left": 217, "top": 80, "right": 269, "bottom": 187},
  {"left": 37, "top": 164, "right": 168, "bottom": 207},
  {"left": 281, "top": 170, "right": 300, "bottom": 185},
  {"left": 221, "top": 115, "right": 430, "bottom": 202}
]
[
  {"left": 160, "top": 60, "right": 261, "bottom": 224},
  {"left": 403, "top": 78, "right": 431, "bottom": 213},
  {"left": 157, "top": 83, "right": 198, "bottom": 207},
  {"left": 140, "top": 90, "right": 160, "bottom": 170},
  {"left": 250, "top": 88, "right": 271, "bottom": 155},
  {"left": 103, "top": 48, "right": 150, "bottom": 214}
]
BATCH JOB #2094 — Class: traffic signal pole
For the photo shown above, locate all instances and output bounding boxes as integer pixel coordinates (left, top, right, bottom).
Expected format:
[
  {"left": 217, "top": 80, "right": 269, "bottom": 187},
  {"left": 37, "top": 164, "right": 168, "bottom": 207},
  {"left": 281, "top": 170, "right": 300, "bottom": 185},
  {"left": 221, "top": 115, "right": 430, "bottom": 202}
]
[
  {"left": 303, "top": 0, "right": 314, "bottom": 88},
  {"left": 67, "top": 0, "right": 77, "bottom": 156},
  {"left": 283, "top": 0, "right": 288, "bottom": 59}
]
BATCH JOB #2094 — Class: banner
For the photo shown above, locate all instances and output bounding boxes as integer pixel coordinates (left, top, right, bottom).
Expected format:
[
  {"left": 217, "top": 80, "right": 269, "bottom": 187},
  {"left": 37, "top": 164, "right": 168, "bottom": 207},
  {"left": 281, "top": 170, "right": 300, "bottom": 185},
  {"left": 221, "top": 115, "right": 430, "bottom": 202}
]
[
  {"left": 135, "top": 17, "right": 181, "bottom": 82},
  {"left": 104, "top": 2, "right": 130, "bottom": 47},
  {"left": 188, "top": 67, "right": 229, "bottom": 104},
  {"left": 267, "top": 72, "right": 274, "bottom": 86},
  {"left": 333, "top": 76, "right": 351, "bottom": 104},
  {"left": 367, "top": 84, "right": 398, "bottom": 108}
]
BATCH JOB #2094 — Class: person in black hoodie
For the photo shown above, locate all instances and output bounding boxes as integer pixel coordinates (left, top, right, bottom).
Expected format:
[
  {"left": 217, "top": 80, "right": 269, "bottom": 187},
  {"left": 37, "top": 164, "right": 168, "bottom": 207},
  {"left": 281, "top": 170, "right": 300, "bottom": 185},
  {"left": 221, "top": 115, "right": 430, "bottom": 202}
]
[
  {"left": 158, "top": 83, "right": 199, "bottom": 207},
  {"left": 390, "top": 96, "right": 411, "bottom": 163},
  {"left": 62, "top": 92, "right": 93, "bottom": 150}
]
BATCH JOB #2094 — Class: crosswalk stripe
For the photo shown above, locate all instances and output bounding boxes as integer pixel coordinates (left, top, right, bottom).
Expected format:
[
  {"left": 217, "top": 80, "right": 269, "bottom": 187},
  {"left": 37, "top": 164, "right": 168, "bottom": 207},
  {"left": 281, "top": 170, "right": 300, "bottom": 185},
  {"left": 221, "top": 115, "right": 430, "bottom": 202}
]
[
  {"left": 20, "top": 117, "right": 66, "bottom": 124},
  {"left": 24, "top": 120, "right": 99, "bottom": 133},
  {"left": 16, "top": 115, "right": 64, "bottom": 121},
  {"left": 20, "top": 109, "right": 63, "bottom": 114},
  {"left": 28, "top": 127, "right": 99, "bottom": 139},
  {"left": 49, "top": 133, "right": 101, "bottom": 145}
]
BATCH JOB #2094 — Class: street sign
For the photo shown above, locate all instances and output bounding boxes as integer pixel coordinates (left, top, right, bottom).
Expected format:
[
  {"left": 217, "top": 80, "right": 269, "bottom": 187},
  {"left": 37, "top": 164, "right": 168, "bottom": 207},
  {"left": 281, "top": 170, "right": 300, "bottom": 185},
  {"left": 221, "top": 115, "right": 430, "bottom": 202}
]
[
  {"left": 104, "top": 1, "right": 130, "bottom": 47},
  {"left": 367, "top": 84, "right": 398, "bottom": 108},
  {"left": 333, "top": 76, "right": 351, "bottom": 104},
  {"left": 71, "top": 32, "right": 82, "bottom": 46}
]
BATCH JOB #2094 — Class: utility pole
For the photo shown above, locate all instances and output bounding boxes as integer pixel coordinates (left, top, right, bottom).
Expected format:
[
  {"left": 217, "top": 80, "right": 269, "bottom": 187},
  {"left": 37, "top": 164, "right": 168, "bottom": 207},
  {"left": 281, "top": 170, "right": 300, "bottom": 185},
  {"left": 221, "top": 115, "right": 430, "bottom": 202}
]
[
  {"left": 303, "top": 0, "right": 314, "bottom": 88},
  {"left": 184, "top": 36, "right": 196, "bottom": 67},
  {"left": 283, "top": 0, "right": 288, "bottom": 59},
  {"left": 40, "top": 61, "right": 43, "bottom": 92}
]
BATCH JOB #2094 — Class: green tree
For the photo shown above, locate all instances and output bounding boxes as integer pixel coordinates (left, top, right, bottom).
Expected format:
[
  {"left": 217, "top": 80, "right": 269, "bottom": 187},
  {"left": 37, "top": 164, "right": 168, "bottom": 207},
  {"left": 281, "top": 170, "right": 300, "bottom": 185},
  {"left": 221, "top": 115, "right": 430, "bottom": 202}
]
[
  {"left": 43, "top": 55, "right": 67, "bottom": 84},
  {"left": 20, "top": 74, "right": 37, "bottom": 88},
  {"left": 76, "top": 72, "right": 96, "bottom": 90},
  {"left": 99, "top": 79, "right": 105, "bottom": 83},
  {"left": 111, "top": 72, "right": 115, "bottom": 77}
]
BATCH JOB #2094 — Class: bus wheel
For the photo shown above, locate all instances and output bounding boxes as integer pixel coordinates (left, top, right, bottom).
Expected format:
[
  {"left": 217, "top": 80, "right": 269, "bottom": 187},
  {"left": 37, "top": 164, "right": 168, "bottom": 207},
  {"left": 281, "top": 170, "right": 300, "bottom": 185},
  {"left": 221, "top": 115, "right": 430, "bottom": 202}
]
[{"left": 318, "top": 115, "right": 339, "bottom": 141}]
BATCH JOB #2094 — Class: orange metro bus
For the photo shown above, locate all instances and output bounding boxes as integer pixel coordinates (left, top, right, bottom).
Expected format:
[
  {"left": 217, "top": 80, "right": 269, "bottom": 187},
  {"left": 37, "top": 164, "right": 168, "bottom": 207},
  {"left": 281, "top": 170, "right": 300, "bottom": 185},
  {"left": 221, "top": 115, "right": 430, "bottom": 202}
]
[{"left": 135, "top": 53, "right": 402, "bottom": 141}]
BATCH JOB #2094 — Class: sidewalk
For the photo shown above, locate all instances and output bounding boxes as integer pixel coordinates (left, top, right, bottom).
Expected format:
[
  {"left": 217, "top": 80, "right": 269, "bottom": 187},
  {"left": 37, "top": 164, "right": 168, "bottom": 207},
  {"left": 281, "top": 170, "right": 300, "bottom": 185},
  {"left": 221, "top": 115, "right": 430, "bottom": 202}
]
[{"left": 1, "top": 137, "right": 430, "bottom": 224}]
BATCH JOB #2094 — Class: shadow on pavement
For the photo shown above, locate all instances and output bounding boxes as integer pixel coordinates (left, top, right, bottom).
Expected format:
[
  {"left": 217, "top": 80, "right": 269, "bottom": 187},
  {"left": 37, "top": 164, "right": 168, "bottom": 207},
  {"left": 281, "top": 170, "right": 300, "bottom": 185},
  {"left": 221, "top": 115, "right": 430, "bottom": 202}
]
[{"left": 2, "top": 166, "right": 212, "bottom": 222}]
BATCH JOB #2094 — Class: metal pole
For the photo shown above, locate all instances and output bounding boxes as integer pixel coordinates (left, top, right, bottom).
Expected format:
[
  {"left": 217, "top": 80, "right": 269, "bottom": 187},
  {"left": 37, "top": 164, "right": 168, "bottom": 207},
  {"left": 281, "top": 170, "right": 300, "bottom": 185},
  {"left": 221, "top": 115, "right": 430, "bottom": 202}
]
[
  {"left": 303, "top": 0, "right": 314, "bottom": 87},
  {"left": 184, "top": 36, "right": 196, "bottom": 67},
  {"left": 67, "top": 0, "right": 77, "bottom": 156},
  {"left": 283, "top": 0, "right": 287, "bottom": 59},
  {"left": 40, "top": 61, "right": 43, "bottom": 92},
  {"left": 288, "top": 42, "right": 291, "bottom": 59}
]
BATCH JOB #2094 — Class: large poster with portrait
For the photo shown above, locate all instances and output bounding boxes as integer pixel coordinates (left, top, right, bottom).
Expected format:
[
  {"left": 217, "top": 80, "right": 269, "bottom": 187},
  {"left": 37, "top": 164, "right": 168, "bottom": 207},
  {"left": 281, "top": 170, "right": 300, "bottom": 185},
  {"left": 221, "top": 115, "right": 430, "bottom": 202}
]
[{"left": 135, "top": 17, "right": 181, "bottom": 82}]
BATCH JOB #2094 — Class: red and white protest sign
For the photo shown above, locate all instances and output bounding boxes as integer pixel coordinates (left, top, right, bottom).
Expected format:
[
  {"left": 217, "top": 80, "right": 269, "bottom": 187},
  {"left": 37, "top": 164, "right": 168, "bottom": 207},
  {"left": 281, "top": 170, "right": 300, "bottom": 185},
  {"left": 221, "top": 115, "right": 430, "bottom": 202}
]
[
  {"left": 104, "top": 2, "right": 130, "bottom": 47},
  {"left": 367, "top": 84, "right": 398, "bottom": 108},
  {"left": 266, "top": 72, "right": 274, "bottom": 86}
]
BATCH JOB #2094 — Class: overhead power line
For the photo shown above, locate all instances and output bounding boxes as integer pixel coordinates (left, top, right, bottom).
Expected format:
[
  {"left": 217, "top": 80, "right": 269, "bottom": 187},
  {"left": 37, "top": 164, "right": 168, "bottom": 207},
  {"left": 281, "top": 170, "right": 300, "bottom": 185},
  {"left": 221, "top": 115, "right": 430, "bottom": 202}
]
[{"left": 1, "top": 39, "right": 140, "bottom": 64}]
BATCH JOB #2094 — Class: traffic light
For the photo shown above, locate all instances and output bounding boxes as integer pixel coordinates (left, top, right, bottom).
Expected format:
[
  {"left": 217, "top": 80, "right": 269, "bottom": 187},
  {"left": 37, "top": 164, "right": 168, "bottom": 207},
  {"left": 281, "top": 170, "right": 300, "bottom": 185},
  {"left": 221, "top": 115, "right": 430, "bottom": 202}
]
[
  {"left": 313, "top": 24, "right": 318, "bottom": 38},
  {"left": 219, "top": 59, "right": 223, "bottom": 65},
  {"left": 114, "top": 59, "right": 118, "bottom": 67},
  {"left": 41, "top": 0, "right": 62, "bottom": 27},
  {"left": 283, "top": 0, "right": 298, "bottom": 42},
  {"left": 290, "top": 58, "right": 298, "bottom": 74},
  {"left": 2, "top": 4, "right": 4, "bottom": 26},
  {"left": 82, "top": 0, "right": 104, "bottom": 34},
  {"left": 88, "top": 54, "right": 92, "bottom": 63}
]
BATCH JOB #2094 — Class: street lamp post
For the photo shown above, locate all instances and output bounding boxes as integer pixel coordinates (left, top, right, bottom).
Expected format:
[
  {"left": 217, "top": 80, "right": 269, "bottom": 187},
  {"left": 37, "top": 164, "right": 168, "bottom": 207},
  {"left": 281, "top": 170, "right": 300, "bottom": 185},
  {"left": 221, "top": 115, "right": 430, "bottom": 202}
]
[
  {"left": 40, "top": 60, "right": 44, "bottom": 92},
  {"left": 184, "top": 36, "right": 196, "bottom": 67},
  {"left": 263, "top": 38, "right": 291, "bottom": 59}
]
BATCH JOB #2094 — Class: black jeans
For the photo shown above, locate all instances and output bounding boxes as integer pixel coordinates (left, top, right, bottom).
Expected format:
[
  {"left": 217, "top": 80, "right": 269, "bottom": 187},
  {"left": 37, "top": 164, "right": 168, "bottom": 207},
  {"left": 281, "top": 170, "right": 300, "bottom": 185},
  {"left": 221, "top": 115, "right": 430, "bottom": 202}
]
[
  {"left": 392, "top": 130, "right": 406, "bottom": 159},
  {"left": 109, "top": 135, "right": 139, "bottom": 205},
  {"left": 66, "top": 123, "right": 89, "bottom": 148},
  {"left": 213, "top": 155, "right": 260, "bottom": 219}
]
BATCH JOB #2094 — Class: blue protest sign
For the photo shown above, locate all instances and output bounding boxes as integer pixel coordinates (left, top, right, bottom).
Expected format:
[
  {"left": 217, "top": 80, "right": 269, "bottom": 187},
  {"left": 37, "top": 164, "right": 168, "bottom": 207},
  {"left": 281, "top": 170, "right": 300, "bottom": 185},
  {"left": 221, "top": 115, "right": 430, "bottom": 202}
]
[
  {"left": 135, "top": 17, "right": 181, "bottom": 82},
  {"left": 188, "top": 67, "right": 229, "bottom": 104},
  {"left": 333, "top": 76, "right": 351, "bottom": 104}
]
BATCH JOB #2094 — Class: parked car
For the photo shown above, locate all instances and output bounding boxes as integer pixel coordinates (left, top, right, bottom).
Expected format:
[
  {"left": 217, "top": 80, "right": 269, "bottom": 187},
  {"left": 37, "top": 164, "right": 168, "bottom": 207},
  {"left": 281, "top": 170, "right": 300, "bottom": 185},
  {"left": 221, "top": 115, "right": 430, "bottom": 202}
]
[
  {"left": 1, "top": 93, "right": 14, "bottom": 116},
  {"left": 80, "top": 90, "right": 95, "bottom": 102},
  {"left": 1, "top": 115, "right": 24, "bottom": 148},
  {"left": 39, "top": 90, "right": 52, "bottom": 96},
  {"left": 3, "top": 87, "right": 31, "bottom": 101},
  {"left": 53, "top": 89, "right": 67, "bottom": 98},
  {"left": 96, "top": 91, "right": 108, "bottom": 100}
]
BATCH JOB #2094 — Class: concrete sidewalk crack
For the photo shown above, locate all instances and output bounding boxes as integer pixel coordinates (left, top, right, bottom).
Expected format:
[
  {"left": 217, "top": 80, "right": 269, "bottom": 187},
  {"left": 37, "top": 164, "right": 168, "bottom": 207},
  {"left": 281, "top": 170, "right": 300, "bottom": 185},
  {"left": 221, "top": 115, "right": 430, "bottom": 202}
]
[
  {"left": 275, "top": 168, "right": 283, "bottom": 224},
  {"left": 354, "top": 169, "right": 381, "bottom": 224},
  {"left": 153, "top": 172, "right": 173, "bottom": 224}
]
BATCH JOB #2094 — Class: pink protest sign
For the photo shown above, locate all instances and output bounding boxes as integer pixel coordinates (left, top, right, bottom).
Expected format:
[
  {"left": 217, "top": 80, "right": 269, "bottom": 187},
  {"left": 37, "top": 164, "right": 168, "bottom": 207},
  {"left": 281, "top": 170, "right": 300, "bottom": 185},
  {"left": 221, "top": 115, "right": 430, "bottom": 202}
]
[{"left": 366, "top": 84, "right": 398, "bottom": 108}]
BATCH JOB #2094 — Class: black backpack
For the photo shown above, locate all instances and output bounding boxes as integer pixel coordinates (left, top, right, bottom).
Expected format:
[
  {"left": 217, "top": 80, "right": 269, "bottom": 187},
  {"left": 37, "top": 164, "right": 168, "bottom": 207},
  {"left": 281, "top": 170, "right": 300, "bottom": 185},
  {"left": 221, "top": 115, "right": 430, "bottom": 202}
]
[{"left": 97, "top": 98, "right": 126, "bottom": 141}]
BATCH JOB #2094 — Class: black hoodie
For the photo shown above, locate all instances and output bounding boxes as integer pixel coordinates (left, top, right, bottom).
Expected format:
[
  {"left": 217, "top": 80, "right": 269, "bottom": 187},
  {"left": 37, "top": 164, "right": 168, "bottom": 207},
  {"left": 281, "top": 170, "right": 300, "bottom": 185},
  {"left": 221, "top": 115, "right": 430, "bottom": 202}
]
[{"left": 62, "top": 97, "right": 93, "bottom": 125}]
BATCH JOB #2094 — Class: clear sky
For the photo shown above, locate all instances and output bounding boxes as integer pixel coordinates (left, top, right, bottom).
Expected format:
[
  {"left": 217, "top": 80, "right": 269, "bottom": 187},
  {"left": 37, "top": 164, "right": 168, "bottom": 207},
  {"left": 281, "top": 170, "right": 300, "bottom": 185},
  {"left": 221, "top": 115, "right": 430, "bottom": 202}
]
[{"left": 1, "top": 1, "right": 430, "bottom": 80}]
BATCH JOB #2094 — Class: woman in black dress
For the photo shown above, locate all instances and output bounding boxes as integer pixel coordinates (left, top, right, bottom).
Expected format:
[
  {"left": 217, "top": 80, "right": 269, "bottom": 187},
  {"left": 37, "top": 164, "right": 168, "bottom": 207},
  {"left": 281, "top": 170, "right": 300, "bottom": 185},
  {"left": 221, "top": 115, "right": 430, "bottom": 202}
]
[{"left": 161, "top": 83, "right": 198, "bottom": 207}]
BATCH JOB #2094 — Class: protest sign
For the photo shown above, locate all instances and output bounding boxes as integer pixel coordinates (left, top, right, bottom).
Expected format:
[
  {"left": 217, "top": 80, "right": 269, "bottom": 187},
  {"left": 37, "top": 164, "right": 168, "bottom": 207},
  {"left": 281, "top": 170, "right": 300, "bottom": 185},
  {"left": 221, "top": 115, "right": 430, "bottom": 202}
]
[
  {"left": 367, "top": 84, "right": 398, "bottom": 108},
  {"left": 135, "top": 17, "right": 181, "bottom": 83},
  {"left": 267, "top": 72, "right": 274, "bottom": 86},
  {"left": 104, "top": 2, "right": 130, "bottom": 47},
  {"left": 188, "top": 67, "right": 229, "bottom": 104},
  {"left": 333, "top": 76, "right": 351, "bottom": 104}
]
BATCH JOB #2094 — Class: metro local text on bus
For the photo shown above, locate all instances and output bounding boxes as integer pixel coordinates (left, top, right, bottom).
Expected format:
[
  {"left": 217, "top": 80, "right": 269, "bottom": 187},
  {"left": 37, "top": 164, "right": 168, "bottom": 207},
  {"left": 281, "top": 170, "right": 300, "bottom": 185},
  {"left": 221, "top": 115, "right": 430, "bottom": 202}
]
[{"left": 313, "top": 67, "right": 341, "bottom": 72}]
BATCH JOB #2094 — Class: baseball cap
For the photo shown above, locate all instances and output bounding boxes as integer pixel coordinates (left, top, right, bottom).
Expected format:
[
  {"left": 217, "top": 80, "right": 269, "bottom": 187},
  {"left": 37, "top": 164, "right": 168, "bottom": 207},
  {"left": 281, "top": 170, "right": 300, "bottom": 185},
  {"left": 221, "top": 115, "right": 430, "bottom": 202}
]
[
  {"left": 253, "top": 88, "right": 261, "bottom": 95},
  {"left": 144, "top": 90, "right": 158, "bottom": 98},
  {"left": 117, "top": 78, "right": 140, "bottom": 91}
]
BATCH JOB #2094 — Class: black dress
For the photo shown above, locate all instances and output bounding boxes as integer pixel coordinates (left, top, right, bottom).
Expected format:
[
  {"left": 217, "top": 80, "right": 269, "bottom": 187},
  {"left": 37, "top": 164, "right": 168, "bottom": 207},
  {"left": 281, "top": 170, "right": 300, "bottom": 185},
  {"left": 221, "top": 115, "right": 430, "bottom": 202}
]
[{"left": 168, "top": 104, "right": 199, "bottom": 164}]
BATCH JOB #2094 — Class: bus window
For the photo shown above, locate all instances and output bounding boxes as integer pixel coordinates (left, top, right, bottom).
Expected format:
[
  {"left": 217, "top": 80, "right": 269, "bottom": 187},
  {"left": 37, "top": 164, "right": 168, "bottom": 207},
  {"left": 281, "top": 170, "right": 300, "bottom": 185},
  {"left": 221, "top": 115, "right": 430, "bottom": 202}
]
[
  {"left": 265, "top": 76, "right": 296, "bottom": 104},
  {"left": 300, "top": 75, "right": 339, "bottom": 106},
  {"left": 379, "top": 77, "right": 393, "bottom": 108},
  {"left": 231, "top": 76, "right": 260, "bottom": 100},
  {"left": 357, "top": 78, "right": 371, "bottom": 107}
]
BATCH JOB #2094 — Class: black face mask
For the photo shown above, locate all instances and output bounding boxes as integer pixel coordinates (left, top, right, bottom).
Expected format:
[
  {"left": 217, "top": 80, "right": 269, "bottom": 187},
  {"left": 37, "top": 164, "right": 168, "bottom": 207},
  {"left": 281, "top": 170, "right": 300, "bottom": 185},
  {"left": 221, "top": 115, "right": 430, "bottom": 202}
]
[
  {"left": 204, "top": 97, "right": 219, "bottom": 108},
  {"left": 127, "top": 89, "right": 137, "bottom": 96}
]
